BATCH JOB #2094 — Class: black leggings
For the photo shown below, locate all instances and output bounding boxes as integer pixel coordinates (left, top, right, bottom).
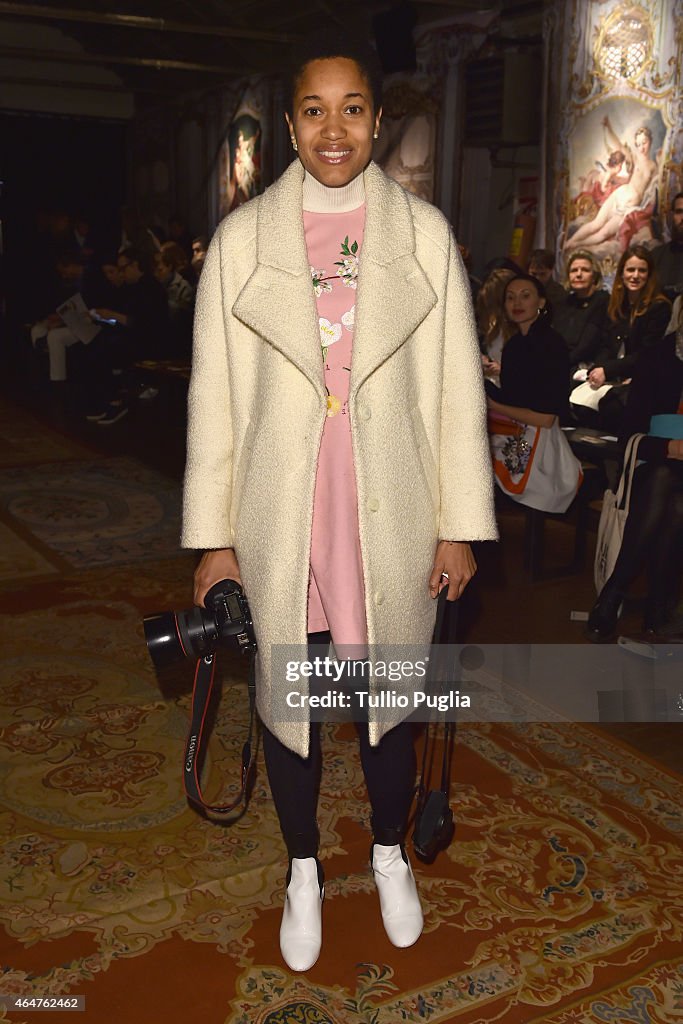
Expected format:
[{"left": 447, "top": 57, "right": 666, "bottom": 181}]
[
  {"left": 261, "top": 633, "right": 417, "bottom": 859},
  {"left": 609, "top": 461, "right": 683, "bottom": 616}
]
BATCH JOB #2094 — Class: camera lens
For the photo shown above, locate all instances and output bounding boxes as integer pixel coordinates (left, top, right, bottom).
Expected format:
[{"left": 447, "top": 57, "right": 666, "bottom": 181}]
[
  {"left": 143, "top": 611, "right": 186, "bottom": 669},
  {"left": 175, "top": 606, "right": 219, "bottom": 659},
  {"left": 143, "top": 606, "right": 220, "bottom": 669}
]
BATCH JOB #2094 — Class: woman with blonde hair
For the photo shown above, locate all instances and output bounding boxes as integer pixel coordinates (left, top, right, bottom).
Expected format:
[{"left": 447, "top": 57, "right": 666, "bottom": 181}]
[{"left": 554, "top": 248, "right": 609, "bottom": 373}]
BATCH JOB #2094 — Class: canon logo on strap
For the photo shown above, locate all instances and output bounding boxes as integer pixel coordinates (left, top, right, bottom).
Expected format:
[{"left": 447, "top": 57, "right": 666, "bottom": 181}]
[{"left": 185, "top": 734, "right": 198, "bottom": 772}]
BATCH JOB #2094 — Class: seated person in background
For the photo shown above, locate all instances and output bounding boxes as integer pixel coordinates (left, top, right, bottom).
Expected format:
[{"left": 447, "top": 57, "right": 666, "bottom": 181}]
[
  {"left": 161, "top": 240, "right": 195, "bottom": 287},
  {"left": 119, "top": 206, "right": 161, "bottom": 265},
  {"left": 487, "top": 274, "right": 570, "bottom": 429},
  {"left": 528, "top": 248, "right": 568, "bottom": 311},
  {"left": 668, "top": 295, "right": 682, "bottom": 335},
  {"left": 587, "top": 244, "right": 670, "bottom": 434},
  {"left": 167, "top": 215, "right": 193, "bottom": 260},
  {"left": 152, "top": 250, "right": 194, "bottom": 358},
  {"left": 92, "top": 247, "right": 169, "bottom": 358},
  {"left": 94, "top": 254, "right": 125, "bottom": 307},
  {"left": 587, "top": 305, "right": 683, "bottom": 641},
  {"left": 71, "top": 214, "right": 96, "bottom": 267},
  {"left": 554, "top": 249, "right": 609, "bottom": 374},
  {"left": 475, "top": 267, "right": 516, "bottom": 387},
  {"left": 191, "top": 236, "right": 208, "bottom": 278},
  {"left": 77, "top": 247, "right": 169, "bottom": 424},
  {"left": 457, "top": 242, "right": 482, "bottom": 302},
  {"left": 651, "top": 191, "right": 683, "bottom": 300},
  {"left": 30, "top": 251, "right": 88, "bottom": 382},
  {"left": 153, "top": 251, "right": 194, "bottom": 317},
  {"left": 486, "top": 274, "right": 578, "bottom": 511}
]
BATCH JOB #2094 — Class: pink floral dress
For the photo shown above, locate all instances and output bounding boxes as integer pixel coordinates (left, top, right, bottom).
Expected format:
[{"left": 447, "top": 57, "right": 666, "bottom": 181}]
[{"left": 304, "top": 205, "right": 368, "bottom": 647}]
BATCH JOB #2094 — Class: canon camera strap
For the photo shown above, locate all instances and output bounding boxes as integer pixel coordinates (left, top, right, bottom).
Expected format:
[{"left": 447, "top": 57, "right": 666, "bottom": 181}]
[{"left": 183, "top": 651, "right": 256, "bottom": 817}]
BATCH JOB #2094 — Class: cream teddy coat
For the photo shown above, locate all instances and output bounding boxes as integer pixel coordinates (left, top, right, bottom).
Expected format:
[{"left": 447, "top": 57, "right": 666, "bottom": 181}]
[{"left": 182, "top": 159, "right": 498, "bottom": 757}]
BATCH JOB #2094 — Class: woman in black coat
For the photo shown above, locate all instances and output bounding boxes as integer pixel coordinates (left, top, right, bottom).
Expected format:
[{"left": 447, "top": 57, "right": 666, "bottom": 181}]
[
  {"left": 587, "top": 319, "right": 683, "bottom": 641},
  {"left": 554, "top": 249, "right": 609, "bottom": 373},
  {"left": 587, "top": 244, "right": 670, "bottom": 434},
  {"left": 486, "top": 275, "right": 570, "bottom": 427}
]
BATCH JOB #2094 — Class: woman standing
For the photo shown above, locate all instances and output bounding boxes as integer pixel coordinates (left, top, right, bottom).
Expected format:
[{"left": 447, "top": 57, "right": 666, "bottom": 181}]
[
  {"left": 181, "top": 34, "right": 497, "bottom": 972},
  {"left": 587, "top": 245, "right": 670, "bottom": 433}
]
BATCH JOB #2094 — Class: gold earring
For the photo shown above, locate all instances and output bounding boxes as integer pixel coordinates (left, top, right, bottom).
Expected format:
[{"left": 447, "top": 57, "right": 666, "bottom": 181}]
[
  {"left": 291, "top": 137, "right": 298, "bottom": 151},
  {"left": 373, "top": 131, "right": 379, "bottom": 139}
]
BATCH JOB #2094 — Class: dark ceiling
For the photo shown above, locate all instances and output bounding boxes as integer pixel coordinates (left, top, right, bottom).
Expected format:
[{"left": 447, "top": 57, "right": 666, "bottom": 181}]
[{"left": 0, "top": 0, "right": 541, "bottom": 100}]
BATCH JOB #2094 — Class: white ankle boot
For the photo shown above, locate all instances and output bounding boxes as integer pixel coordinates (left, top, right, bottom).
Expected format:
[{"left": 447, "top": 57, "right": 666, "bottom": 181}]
[
  {"left": 279, "top": 857, "right": 324, "bottom": 972},
  {"left": 371, "top": 844, "right": 423, "bottom": 947}
]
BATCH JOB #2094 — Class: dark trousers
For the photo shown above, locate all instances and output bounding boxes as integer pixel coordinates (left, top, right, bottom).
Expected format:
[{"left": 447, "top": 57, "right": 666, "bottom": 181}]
[
  {"left": 261, "top": 632, "right": 417, "bottom": 859},
  {"left": 609, "top": 461, "right": 683, "bottom": 619},
  {"left": 71, "top": 327, "right": 134, "bottom": 412}
]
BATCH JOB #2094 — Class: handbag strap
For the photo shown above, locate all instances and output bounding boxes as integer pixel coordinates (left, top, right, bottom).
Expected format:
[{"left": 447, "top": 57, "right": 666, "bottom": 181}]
[
  {"left": 616, "top": 432, "right": 645, "bottom": 513},
  {"left": 415, "top": 589, "right": 457, "bottom": 813},
  {"left": 183, "top": 651, "right": 256, "bottom": 818}
]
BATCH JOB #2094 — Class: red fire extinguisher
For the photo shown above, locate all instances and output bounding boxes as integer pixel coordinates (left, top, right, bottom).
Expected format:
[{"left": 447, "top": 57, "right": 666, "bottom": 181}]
[{"left": 507, "top": 176, "right": 538, "bottom": 270}]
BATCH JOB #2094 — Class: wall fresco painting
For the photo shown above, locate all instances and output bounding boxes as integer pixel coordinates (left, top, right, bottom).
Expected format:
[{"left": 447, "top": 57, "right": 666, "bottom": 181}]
[{"left": 545, "top": 0, "right": 683, "bottom": 282}]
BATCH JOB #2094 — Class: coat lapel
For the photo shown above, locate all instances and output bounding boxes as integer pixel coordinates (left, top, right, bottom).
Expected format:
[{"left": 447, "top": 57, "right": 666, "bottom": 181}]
[
  {"left": 231, "top": 159, "right": 437, "bottom": 400},
  {"left": 231, "top": 160, "right": 326, "bottom": 398},
  {"left": 350, "top": 162, "right": 438, "bottom": 397}
]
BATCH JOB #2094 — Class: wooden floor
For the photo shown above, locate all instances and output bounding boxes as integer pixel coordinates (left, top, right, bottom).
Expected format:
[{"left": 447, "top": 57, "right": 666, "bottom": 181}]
[{"left": 5, "top": 367, "right": 682, "bottom": 778}]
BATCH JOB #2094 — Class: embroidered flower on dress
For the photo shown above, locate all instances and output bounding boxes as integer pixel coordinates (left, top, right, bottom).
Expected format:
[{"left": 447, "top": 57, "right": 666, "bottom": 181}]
[
  {"left": 341, "top": 305, "right": 355, "bottom": 331},
  {"left": 326, "top": 394, "right": 342, "bottom": 417},
  {"left": 311, "top": 266, "right": 332, "bottom": 298},
  {"left": 335, "top": 236, "right": 359, "bottom": 289},
  {"left": 319, "top": 317, "right": 342, "bottom": 349}
]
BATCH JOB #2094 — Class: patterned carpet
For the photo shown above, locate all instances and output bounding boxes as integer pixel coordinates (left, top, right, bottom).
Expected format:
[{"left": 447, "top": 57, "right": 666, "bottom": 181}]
[
  {"left": 0, "top": 456, "right": 186, "bottom": 577},
  {"left": 0, "top": 400, "right": 682, "bottom": 1023},
  {"left": 0, "top": 402, "right": 94, "bottom": 470}
]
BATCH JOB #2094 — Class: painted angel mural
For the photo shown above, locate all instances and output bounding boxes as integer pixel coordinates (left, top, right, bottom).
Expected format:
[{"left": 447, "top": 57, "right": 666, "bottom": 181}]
[{"left": 564, "top": 107, "right": 664, "bottom": 258}]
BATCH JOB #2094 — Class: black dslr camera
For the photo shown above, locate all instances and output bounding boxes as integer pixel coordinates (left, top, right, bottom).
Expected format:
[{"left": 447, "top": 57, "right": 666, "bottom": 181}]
[
  {"left": 412, "top": 790, "right": 454, "bottom": 863},
  {"left": 143, "top": 579, "right": 257, "bottom": 669}
]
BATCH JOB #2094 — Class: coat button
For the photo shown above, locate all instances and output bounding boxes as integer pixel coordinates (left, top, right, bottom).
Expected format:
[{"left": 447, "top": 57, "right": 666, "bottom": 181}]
[
  {"left": 368, "top": 497, "right": 380, "bottom": 512},
  {"left": 359, "top": 405, "right": 372, "bottom": 421},
  {"left": 375, "top": 592, "right": 385, "bottom": 605}
]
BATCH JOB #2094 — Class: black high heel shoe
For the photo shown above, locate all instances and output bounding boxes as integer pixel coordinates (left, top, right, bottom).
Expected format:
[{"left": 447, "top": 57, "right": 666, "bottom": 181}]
[{"left": 586, "top": 584, "right": 624, "bottom": 642}]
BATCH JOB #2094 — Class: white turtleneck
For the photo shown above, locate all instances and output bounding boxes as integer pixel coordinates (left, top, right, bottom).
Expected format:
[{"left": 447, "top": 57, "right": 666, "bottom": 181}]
[{"left": 302, "top": 169, "right": 365, "bottom": 213}]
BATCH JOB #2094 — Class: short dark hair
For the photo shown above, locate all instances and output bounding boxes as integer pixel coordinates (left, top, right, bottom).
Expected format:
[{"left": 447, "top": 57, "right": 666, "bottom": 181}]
[
  {"left": 528, "top": 248, "right": 555, "bottom": 271},
  {"left": 287, "top": 29, "right": 383, "bottom": 114},
  {"left": 672, "top": 191, "right": 683, "bottom": 208}
]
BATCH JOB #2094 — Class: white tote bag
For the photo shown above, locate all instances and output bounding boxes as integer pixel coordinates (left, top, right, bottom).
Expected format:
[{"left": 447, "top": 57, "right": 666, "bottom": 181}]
[
  {"left": 593, "top": 433, "right": 644, "bottom": 594},
  {"left": 490, "top": 419, "right": 583, "bottom": 514}
]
